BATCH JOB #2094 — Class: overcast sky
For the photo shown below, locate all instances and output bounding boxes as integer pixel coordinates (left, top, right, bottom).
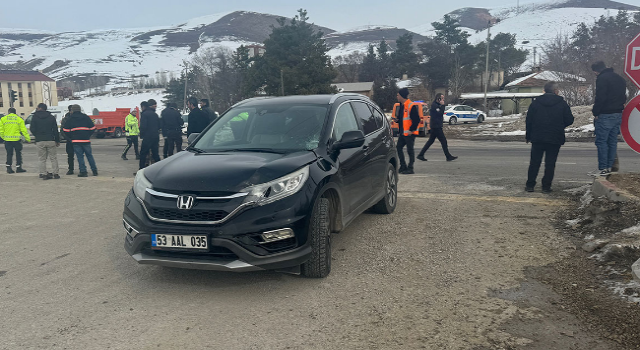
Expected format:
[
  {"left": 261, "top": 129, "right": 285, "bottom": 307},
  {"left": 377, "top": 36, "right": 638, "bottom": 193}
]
[{"left": 2, "top": 0, "right": 540, "bottom": 32}]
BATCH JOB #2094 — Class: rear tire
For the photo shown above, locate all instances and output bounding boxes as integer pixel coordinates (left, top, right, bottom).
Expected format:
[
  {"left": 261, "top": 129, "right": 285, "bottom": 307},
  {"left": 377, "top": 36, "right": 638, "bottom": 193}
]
[
  {"left": 371, "top": 163, "right": 398, "bottom": 214},
  {"left": 96, "top": 131, "right": 106, "bottom": 139},
  {"left": 301, "top": 198, "right": 331, "bottom": 278},
  {"left": 449, "top": 117, "right": 457, "bottom": 125}
]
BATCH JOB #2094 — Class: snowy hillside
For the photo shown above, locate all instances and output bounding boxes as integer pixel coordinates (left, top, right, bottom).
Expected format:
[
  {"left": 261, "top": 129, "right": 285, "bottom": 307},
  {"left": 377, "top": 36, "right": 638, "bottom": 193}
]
[{"left": 0, "top": 0, "right": 637, "bottom": 85}]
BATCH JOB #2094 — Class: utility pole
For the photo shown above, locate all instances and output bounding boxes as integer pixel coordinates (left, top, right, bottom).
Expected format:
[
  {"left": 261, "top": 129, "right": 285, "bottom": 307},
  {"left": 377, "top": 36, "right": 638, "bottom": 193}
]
[
  {"left": 183, "top": 61, "right": 188, "bottom": 113},
  {"left": 280, "top": 69, "right": 285, "bottom": 96},
  {"left": 533, "top": 47, "right": 537, "bottom": 69},
  {"left": 483, "top": 20, "right": 492, "bottom": 115}
]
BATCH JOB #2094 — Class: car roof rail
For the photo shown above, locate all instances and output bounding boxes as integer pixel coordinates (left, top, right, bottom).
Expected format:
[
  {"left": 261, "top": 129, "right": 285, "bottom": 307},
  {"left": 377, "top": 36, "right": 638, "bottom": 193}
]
[{"left": 329, "top": 93, "right": 369, "bottom": 104}]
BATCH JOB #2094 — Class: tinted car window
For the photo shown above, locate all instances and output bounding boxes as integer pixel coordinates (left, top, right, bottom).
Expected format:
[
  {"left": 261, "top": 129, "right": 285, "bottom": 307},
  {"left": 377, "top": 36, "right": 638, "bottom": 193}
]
[
  {"left": 351, "top": 101, "right": 378, "bottom": 135},
  {"left": 454, "top": 106, "right": 465, "bottom": 111},
  {"left": 194, "top": 103, "right": 328, "bottom": 152},
  {"left": 369, "top": 104, "right": 385, "bottom": 129},
  {"left": 333, "top": 103, "right": 359, "bottom": 140}
]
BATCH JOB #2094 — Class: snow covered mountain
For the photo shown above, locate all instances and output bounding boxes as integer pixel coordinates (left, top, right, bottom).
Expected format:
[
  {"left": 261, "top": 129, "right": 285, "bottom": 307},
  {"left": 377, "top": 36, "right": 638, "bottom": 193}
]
[
  {"left": 412, "top": 0, "right": 639, "bottom": 46},
  {"left": 0, "top": 0, "right": 637, "bottom": 88}
]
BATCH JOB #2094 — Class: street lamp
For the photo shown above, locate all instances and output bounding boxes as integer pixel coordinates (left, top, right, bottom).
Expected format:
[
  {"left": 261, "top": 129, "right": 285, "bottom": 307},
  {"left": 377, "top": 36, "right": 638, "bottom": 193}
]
[{"left": 483, "top": 19, "right": 500, "bottom": 115}]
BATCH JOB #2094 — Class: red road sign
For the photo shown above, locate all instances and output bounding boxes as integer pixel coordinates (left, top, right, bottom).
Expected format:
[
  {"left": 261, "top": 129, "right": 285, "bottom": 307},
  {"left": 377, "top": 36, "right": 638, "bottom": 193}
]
[
  {"left": 621, "top": 94, "right": 640, "bottom": 154},
  {"left": 626, "top": 32, "right": 640, "bottom": 88}
]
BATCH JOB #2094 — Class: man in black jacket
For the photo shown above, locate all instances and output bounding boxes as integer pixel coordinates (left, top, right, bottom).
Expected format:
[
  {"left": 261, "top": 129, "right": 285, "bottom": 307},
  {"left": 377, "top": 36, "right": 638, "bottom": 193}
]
[
  {"left": 63, "top": 104, "right": 98, "bottom": 177},
  {"left": 591, "top": 61, "right": 627, "bottom": 176},
  {"left": 187, "top": 97, "right": 209, "bottom": 136},
  {"left": 525, "top": 82, "right": 574, "bottom": 193},
  {"left": 139, "top": 99, "right": 161, "bottom": 170},
  {"left": 60, "top": 105, "right": 75, "bottom": 175},
  {"left": 200, "top": 98, "right": 217, "bottom": 123},
  {"left": 417, "top": 93, "right": 457, "bottom": 162},
  {"left": 161, "top": 102, "right": 184, "bottom": 158},
  {"left": 395, "top": 88, "right": 421, "bottom": 174},
  {"left": 30, "top": 103, "right": 61, "bottom": 179}
]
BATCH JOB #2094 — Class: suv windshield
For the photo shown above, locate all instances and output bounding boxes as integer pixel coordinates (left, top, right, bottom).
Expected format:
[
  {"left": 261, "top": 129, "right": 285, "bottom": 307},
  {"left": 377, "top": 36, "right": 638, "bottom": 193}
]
[{"left": 192, "top": 103, "right": 328, "bottom": 153}]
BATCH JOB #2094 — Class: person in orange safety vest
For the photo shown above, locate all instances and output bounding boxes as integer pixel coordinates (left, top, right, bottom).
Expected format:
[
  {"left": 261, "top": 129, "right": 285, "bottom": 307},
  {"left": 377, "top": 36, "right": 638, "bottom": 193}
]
[{"left": 394, "top": 88, "right": 420, "bottom": 174}]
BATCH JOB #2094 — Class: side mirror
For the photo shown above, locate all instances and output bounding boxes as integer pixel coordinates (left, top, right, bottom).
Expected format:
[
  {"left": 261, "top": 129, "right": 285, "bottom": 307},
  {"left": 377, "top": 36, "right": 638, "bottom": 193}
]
[
  {"left": 332, "top": 130, "right": 365, "bottom": 151},
  {"left": 187, "top": 133, "right": 199, "bottom": 145}
]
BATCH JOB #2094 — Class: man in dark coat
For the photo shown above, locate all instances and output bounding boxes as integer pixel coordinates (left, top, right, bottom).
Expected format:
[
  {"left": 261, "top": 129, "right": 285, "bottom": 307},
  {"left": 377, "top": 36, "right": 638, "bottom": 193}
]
[
  {"left": 63, "top": 104, "right": 98, "bottom": 177},
  {"left": 138, "top": 99, "right": 161, "bottom": 170},
  {"left": 161, "top": 102, "right": 184, "bottom": 158},
  {"left": 60, "top": 105, "right": 75, "bottom": 175},
  {"left": 525, "top": 82, "right": 574, "bottom": 193},
  {"left": 591, "top": 61, "right": 627, "bottom": 176},
  {"left": 200, "top": 98, "right": 217, "bottom": 123},
  {"left": 30, "top": 103, "right": 60, "bottom": 179},
  {"left": 417, "top": 93, "right": 457, "bottom": 162},
  {"left": 187, "top": 97, "right": 209, "bottom": 136}
]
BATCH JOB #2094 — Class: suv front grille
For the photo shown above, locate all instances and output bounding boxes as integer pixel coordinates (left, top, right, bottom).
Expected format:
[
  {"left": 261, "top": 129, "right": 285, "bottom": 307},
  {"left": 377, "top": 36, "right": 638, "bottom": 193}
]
[{"left": 149, "top": 208, "right": 229, "bottom": 222}]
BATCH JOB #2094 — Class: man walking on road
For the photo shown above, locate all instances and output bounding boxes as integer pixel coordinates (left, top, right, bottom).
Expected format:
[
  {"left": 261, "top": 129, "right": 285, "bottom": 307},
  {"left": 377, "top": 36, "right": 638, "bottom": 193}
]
[
  {"left": 186, "top": 97, "right": 209, "bottom": 137},
  {"left": 122, "top": 108, "right": 140, "bottom": 160},
  {"left": 161, "top": 102, "right": 184, "bottom": 158},
  {"left": 60, "top": 105, "right": 75, "bottom": 175},
  {"left": 30, "top": 103, "right": 60, "bottom": 180},
  {"left": 525, "top": 82, "right": 574, "bottom": 193},
  {"left": 591, "top": 61, "right": 627, "bottom": 177},
  {"left": 417, "top": 93, "right": 457, "bottom": 162},
  {"left": 138, "top": 99, "right": 161, "bottom": 170},
  {"left": 394, "top": 88, "right": 420, "bottom": 174},
  {"left": 63, "top": 105, "right": 98, "bottom": 177},
  {"left": 0, "top": 107, "right": 30, "bottom": 173}
]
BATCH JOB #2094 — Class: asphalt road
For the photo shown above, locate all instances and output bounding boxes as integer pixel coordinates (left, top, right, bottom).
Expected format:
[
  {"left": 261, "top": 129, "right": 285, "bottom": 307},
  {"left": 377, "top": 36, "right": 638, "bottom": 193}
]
[{"left": 1, "top": 137, "right": 638, "bottom": 349}]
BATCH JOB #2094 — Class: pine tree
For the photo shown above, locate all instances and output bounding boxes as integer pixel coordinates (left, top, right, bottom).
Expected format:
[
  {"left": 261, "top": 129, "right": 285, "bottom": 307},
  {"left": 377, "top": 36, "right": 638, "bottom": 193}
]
[
  {"left": 391, "top": 34, "right": 419, "bottom": 77},
  {"left": 359, "top": 44, "right": 378, "bottom": 82},
  {"left": 249, "top": 9, "right": 337, "bottom": 95}
]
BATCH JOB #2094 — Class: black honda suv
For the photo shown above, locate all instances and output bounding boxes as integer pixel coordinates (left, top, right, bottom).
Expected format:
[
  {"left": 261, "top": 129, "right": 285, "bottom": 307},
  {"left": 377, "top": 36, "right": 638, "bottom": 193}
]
[{"left": 123, "top": 94, "right": 398, "bottom": 277}]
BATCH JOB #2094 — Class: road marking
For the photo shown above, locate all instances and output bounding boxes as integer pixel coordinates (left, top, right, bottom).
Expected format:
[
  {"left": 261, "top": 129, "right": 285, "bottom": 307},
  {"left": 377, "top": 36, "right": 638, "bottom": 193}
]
[{"left": 398, "top": 192, "right": 566, "bottom": 206}]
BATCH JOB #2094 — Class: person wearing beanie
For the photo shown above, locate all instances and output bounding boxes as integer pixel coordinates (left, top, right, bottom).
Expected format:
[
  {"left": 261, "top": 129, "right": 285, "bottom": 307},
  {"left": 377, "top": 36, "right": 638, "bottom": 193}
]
[
  {"left": 63, "top": 104, "right": 98, "bottom": 177},
  {"left": 138, "top": 99, "right": 161, "bottom": 169},
  {"left": 60, "top": 105, "right": 76, "bottom": 175},
  {"left": 395, "top": 88, "right": 420, "bottom": 174},
  {"left": 417, "top": 93, "right": 457, "bottom": 162},
  {"left": 30, "top": 103, "right": 61, "bottom": 180}
]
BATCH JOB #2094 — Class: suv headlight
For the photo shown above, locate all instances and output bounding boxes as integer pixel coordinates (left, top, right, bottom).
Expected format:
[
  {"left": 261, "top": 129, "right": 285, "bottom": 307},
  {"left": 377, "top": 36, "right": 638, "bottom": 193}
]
[
  {"left": 133, "top": 169, "right": 152, "bottom": 199},
  {"left": 241, "top": 166, "right": 310, "bottom": 206}
]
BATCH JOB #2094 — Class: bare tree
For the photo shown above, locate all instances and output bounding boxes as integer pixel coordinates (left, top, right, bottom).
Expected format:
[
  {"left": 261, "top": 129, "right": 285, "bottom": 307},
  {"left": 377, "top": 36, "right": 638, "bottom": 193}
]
[{"left": 333, "top": 52, "right": 365, "bottom": 83}]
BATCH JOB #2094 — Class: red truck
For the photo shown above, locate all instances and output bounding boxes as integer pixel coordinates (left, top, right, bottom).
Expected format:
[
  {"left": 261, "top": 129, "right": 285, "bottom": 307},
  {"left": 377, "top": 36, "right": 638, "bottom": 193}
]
[{"left": 91, "top": 107, "right": 138, "bottom": 138}]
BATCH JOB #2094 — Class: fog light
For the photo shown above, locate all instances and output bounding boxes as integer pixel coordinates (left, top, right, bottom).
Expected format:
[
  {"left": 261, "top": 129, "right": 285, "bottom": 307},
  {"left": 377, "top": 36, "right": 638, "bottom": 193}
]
[
  {"left": 261, "top": 228, "right": 294, "bottom": 243},
  {"left": 123, "top": 219, "right": 140, "bottom": 238}
]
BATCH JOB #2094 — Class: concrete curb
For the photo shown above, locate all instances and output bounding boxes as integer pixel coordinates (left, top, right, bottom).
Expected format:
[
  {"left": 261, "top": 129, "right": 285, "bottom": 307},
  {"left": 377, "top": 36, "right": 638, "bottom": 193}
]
[
  {"left": 591, "top": 178, "right": 640, "bottom": 203},
  {"left": 633, "top": 259, "right": 640, "bottom": 283}
]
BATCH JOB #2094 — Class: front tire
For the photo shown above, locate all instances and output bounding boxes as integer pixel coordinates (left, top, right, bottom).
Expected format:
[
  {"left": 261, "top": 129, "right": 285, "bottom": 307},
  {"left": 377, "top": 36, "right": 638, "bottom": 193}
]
[
  {"left": 449, "top": 117, "right": 457, "bottom": 125},
  {"left": 371, "top": 163, "right": 398, "bottom": 214},
  {"left": 301, "top": 198, "right": 331, "bottom": 278},
  {"left": 113, "top": 128, "right": 123, "bottom": 138},
  {"left": 477, "top": 115, "right": 485, "bottom": 123}
]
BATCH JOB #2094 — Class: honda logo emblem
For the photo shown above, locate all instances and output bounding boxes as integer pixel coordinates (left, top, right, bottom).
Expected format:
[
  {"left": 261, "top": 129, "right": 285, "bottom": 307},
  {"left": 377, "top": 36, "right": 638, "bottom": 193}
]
[{"left": 177, "top": 195, "right": 195, "bottom": 210}]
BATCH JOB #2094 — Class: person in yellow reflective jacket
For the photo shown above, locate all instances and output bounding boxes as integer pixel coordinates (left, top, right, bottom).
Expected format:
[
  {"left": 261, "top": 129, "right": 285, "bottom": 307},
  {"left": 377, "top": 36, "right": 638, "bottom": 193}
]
[
  {"left": 122, "top": 108, "right": 140, "bottom": 160},
  {"left": 0, "top": 108, "right": 31, "bottom": 173}
]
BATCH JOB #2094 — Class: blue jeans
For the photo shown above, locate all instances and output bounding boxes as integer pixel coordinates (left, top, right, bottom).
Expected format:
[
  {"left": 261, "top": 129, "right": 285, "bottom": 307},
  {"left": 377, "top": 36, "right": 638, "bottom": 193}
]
[
  {"left": 73, "top": 143, "right": 97, "bottom": 173},
  {"left": 594, "top": 113, "right": 621, "bottom": 170}
]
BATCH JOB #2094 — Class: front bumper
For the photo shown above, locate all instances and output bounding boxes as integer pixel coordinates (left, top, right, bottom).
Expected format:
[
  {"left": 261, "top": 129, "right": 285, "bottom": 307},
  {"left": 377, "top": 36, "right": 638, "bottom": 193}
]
[{"left": 122, "top": 188, "right": 314, "bottom": 272}]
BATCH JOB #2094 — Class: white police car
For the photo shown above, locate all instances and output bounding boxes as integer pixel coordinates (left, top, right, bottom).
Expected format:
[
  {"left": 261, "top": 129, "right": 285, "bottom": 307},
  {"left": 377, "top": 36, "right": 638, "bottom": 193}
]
[{"left": 444, "top": 105, "right": 486, "bottom": 125}]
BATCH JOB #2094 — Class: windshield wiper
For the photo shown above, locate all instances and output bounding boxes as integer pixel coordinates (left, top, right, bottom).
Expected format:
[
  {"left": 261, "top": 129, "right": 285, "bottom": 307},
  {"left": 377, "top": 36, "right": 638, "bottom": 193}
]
[
  {"left": 215, "top": 148, "right": 287, "bottom": 154},
  {"left": 188, "top": 147, "right": 207, "bottom": 154}
]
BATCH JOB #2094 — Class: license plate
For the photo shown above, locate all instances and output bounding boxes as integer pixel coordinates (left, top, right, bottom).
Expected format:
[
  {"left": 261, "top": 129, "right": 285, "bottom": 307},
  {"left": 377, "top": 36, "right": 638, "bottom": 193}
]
[{"left": 151, "top": 234, "right": 208, "bottom": 251}]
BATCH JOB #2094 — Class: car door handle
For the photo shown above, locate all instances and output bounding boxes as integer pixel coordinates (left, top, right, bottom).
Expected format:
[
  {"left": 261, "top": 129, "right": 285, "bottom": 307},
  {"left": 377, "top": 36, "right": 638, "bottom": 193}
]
[{"left": 362, "top": 145, "right": 369, "bottom": 151}]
